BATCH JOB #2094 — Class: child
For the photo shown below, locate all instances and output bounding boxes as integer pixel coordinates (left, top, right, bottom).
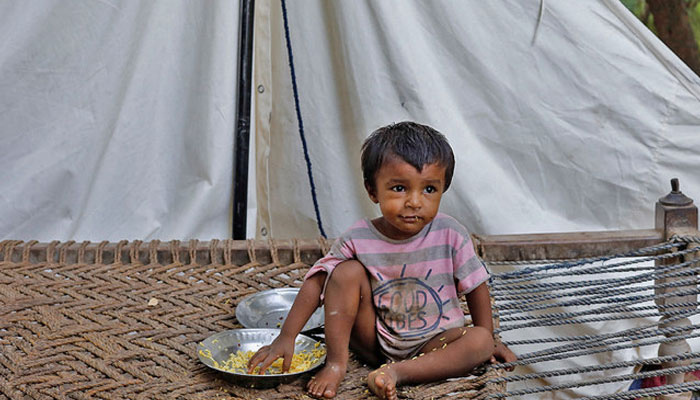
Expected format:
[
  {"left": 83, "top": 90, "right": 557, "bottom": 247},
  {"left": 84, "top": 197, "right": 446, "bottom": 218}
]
[{"left": 248, "top": 121, "right": 516, "bottom": 399}]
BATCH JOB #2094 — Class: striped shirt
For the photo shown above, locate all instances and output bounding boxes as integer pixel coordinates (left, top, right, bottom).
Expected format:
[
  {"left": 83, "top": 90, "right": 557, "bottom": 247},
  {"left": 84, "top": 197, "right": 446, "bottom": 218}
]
[{"left": 305, "top": 213, "right": 489, "bottom": 360}]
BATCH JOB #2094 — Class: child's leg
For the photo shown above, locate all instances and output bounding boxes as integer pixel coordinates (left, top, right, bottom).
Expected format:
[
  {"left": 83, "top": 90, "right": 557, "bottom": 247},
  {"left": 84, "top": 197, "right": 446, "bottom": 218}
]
[
  {"left": 307, "top": 260, "right": 379, "bottom": 399},
  {"left": 368, "top": 326, "right": 494, "bottom": 400}
]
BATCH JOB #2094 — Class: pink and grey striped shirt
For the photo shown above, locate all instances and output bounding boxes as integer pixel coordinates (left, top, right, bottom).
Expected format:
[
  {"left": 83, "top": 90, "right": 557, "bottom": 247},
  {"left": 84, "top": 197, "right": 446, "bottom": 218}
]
[{"left": 305, "top": 213, "right": 489, "bottom": 360}]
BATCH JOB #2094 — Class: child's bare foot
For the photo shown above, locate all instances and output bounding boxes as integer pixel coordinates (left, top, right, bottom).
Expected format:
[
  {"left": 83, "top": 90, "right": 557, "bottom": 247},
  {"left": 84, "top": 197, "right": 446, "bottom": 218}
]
[
  {"left": 307, "top": 361, "right": 345, "bottom": 398},
  {"left": 367, "top": 366, "right": 398, "bottom": 400}
]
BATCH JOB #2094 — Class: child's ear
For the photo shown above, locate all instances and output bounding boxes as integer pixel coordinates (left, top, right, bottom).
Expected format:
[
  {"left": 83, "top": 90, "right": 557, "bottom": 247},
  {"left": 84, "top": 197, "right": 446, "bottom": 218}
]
[{"left": 364, "top": 181, "right": 379, "bottom": 203}]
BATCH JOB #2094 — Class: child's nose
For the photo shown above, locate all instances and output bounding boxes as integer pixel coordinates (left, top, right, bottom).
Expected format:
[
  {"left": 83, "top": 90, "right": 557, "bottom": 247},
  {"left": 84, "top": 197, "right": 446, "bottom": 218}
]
[{"left": 405, "top": 192, "right": 421, "bottom": 208}]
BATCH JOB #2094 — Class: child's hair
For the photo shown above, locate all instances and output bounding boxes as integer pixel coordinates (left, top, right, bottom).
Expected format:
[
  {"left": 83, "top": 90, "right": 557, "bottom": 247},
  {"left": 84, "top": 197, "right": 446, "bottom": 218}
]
[{"left": 361, "top": 121, "right": 456, "bottom": 192}]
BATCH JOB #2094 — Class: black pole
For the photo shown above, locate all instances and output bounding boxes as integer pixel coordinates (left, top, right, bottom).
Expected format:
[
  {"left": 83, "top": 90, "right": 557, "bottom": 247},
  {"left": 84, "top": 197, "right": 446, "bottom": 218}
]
[{"left": 232, "top": 0, "right": 255, "bottom": 239}]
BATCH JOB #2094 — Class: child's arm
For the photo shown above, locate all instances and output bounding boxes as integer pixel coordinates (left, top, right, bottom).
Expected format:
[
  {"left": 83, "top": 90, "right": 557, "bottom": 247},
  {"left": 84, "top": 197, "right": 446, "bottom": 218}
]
[
  {"left": 464, "top": 282, "right": 493, "bottom": 332},
  {"left": 465, "top": 282, "right": 517, "bottom": 367},
  {"left": 247, "top": 272, "right": 326, "bottom": 374}
]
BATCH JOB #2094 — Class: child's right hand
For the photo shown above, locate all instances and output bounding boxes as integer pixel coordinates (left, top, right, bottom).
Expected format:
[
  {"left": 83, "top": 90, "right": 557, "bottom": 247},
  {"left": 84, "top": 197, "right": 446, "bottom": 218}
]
[{"left": 247, "top": 334, "right": 295, "bottom": 374}]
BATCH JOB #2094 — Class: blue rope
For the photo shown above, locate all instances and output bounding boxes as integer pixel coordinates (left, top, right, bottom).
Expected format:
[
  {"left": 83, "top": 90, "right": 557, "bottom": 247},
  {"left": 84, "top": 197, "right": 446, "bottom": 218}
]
[{"left": 280, "top": 0, "right": 327, "bottom": 238}]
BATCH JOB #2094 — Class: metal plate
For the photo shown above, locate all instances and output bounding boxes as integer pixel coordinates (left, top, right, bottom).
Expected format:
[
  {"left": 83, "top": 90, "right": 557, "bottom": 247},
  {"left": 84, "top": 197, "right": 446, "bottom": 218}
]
[
  {"left": 236, "top": 288, "right": 324, "bottom": 332},
  {"left": 197, "top": 329, "right": 326, "bottom": 387}
]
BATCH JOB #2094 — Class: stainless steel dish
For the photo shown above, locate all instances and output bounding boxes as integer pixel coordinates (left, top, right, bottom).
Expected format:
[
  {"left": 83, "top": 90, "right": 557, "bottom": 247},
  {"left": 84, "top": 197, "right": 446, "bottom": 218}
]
[
  {"left": 197, "top": 329, "right": 326, "bottom": 388},
  {"left": 235, "top": 288, "right": 324, "bottom": 332}
]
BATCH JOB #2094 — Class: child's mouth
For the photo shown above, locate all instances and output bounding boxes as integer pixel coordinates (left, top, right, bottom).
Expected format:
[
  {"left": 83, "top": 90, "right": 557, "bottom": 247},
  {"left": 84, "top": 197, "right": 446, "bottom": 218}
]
[{"left": 400, "top": 216, "right": 420, "bottom": 222}]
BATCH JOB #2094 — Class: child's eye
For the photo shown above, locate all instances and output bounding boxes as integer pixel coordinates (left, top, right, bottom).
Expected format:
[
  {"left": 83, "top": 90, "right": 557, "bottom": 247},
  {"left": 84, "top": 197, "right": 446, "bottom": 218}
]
[
  {"left": 424, "top": 186, "right": 437, "bottom": 194},
  {"left": 391, "top": 185, "right": 406, "bottom": 192}
]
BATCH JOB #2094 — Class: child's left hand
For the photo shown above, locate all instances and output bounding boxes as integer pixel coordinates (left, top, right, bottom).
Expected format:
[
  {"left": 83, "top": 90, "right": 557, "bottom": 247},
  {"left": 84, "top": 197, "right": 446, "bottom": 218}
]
[{"left": 491, "top": 342, "right": 517, "bottom": 371}]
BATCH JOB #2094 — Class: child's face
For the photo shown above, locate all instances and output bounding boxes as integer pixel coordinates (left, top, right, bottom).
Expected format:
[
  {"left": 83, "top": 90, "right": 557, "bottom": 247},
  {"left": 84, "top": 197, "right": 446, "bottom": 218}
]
[{"left": 367, "top": 158, "right": 446, "bottom": 240}]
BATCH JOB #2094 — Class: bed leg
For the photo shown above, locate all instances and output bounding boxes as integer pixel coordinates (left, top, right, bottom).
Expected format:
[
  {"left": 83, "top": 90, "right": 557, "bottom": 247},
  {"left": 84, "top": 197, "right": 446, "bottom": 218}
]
[{"left": 655, "top": 179, "right": 698, "bottom": 400}]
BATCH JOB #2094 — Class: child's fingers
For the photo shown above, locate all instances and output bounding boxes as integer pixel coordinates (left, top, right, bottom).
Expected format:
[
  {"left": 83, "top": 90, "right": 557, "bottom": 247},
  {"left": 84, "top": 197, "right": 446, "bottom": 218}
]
[
  {"left": 491, "top": 347, "right": 517, "bottom": 371},
  {"left": 256, "top": 353, "right": 281, "bottom": 375},
  {"left": 281, "top": 350, "right": 293, "bottom": 372},
  {"left": 247, "top": 347, "right": 267, "bottom": 367},
  {"left": 247, "top": 346, "right": 270, "bottom": 373}
]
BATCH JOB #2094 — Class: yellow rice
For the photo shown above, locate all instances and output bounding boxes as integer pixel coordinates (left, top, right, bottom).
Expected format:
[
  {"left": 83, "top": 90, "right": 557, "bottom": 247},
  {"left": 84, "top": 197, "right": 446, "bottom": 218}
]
[{"left": 199, "top": 342, "right": 325, "bottom": 375}]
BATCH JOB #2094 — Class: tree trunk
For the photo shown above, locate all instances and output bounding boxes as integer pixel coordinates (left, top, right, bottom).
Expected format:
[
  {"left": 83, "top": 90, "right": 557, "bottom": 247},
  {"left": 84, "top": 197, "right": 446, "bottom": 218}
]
[{"left": 647, "top": 0, "right": 700, "bottom": 76}]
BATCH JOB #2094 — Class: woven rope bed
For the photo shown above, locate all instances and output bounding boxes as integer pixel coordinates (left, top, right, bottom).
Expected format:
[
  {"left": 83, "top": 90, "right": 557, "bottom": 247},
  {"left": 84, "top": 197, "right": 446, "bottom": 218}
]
[
  {"left": 0, "top": 239, "right": 505, "bottom": 400},
  {"left": 5, "top": 182, "right": 700, "bottom": 399}
]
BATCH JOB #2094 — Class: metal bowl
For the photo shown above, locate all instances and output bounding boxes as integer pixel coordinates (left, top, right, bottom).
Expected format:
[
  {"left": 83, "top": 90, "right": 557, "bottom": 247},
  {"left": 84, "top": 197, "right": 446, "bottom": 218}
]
[
  {"left": 197, "top": 329, "right": 326, "bottom": 388},
  {"left": 236, "top": 288, "right": 324, "bottom": 332}
]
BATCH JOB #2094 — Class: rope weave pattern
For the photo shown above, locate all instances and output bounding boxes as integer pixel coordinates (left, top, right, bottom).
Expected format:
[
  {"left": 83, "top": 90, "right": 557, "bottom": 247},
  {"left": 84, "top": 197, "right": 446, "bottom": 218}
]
[
  {"left": 485, "top": 235, "right": 700, "bottom": 399},
  {"left": 2, "top": 236, "right": 698, "bottom": 398},
  {"left": 0, "top": 239, "right": 493, "bottom": 399}
]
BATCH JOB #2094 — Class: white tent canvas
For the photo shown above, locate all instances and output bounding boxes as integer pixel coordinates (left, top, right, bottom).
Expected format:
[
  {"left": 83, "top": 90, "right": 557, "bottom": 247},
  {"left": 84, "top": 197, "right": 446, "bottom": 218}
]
[
  {"left": 255, "top": 0, "right": 700, "bottom": 241},
  {"left": 0, "top": 0, "right": 244, "bottom": 241}
]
